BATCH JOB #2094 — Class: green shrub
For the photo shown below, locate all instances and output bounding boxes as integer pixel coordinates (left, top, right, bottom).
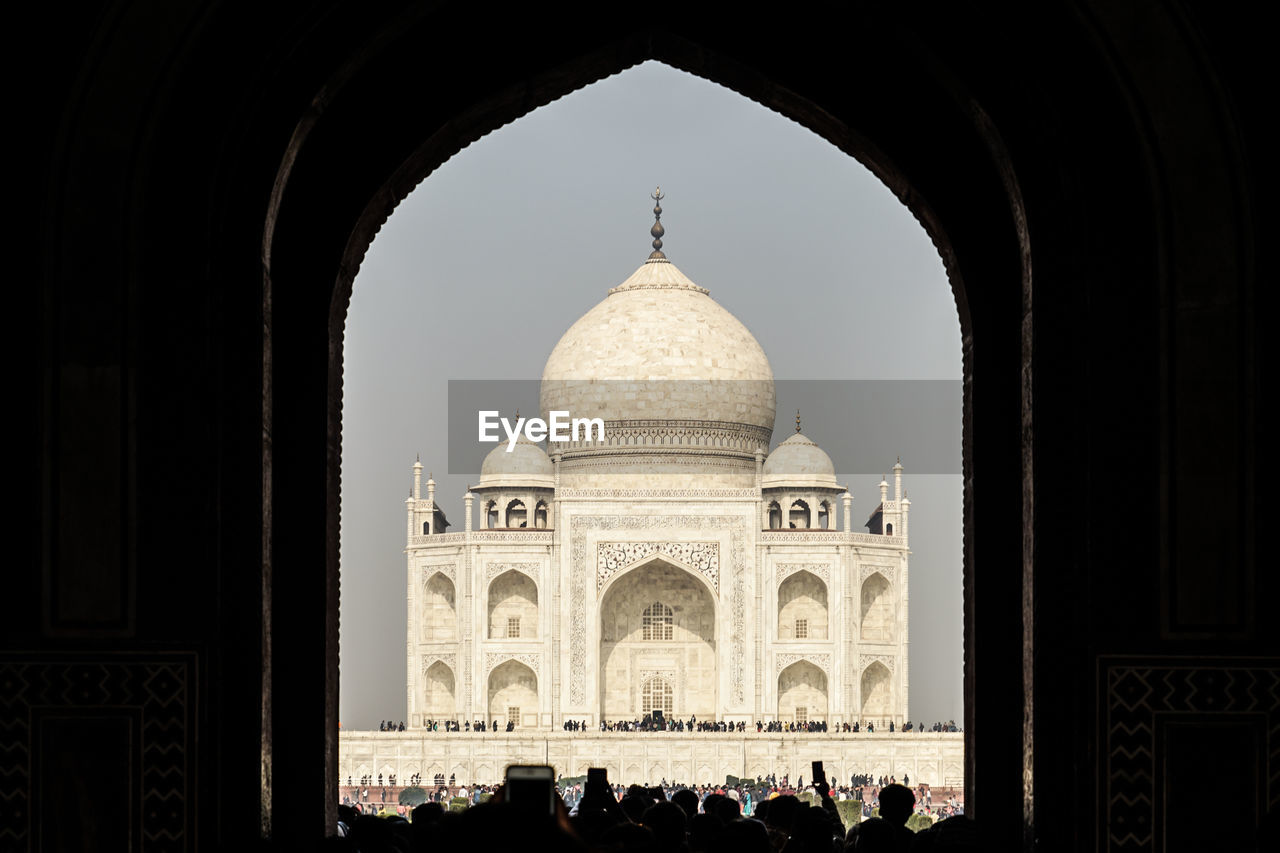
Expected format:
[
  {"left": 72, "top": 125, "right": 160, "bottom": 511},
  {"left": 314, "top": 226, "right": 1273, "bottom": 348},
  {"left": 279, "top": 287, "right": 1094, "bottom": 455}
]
[
  {"left": 448, "top": 796, "right": 469, "bottom": 812},
  {"left": 834, "top": 799, "right": 861, "bottom": 827},
  {"left": 907, "top": 813, "right": 935, "bottom": 833},
  {"left": 398, "top": 786, "right": 427, "bottom": 806}
]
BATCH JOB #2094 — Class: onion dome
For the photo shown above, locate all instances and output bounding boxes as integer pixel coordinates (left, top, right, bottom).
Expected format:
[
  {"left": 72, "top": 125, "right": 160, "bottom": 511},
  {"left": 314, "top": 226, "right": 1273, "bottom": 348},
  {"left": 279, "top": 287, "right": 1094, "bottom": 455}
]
[
  {"left": 477, "top": 434, "right": 554, "bottom": 488},
  {"left": 762, "top": 432, "right": 839, "bottom": 490},
  {"left": 539, "top": 191, "right": 775, "bottom": 474}
]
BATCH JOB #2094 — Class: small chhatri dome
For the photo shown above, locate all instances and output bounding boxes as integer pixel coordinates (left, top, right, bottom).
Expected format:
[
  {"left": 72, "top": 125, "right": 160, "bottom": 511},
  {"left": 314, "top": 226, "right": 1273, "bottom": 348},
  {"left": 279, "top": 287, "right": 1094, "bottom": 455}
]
[
  {"left": 762, "top": 432, "right": 838, "bottom": 489},
  {"left": 478, "top": 433, "right": 554, "bottom": 488}
]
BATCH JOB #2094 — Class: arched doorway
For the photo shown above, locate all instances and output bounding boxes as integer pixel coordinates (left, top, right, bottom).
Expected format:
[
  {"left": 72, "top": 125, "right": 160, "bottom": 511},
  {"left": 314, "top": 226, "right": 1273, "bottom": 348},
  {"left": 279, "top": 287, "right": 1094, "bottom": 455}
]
[
  {"left": 778, "top": 660, "right": 828, "bottom": 724},
  {"left": 487, "top": 660, "right": 538, "bottom": 728},
  {"left": 487, "top": 570, "right": 538, "bottom": 639},
  {"left": 598, "top": 559, "right": 717, "bottom": 722}
]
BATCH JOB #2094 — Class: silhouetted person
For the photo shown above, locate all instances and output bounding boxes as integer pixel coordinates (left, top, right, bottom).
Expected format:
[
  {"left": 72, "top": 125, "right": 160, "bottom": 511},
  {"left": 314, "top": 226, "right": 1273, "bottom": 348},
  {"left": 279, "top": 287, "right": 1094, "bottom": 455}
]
[
  {"left": 642, "top": 800, "right": 688, "bottom": 850},
  {"left": 687, "top": 812, "right": 725, "bottom": 853},
  {"left": 907, "top": 814, "right": 982, "bottom": 851},
  {"left": 869, "top": 783, "right": 916, "bottom": 852},
  {"left": 672, "top": 787, "right": 700, "bottom": 820},
  {"left": 846, "top": 816, "right": 897, "bottom": 852},
  {"left": 722, "top": 817, "right": 772, "bottom": 853}
]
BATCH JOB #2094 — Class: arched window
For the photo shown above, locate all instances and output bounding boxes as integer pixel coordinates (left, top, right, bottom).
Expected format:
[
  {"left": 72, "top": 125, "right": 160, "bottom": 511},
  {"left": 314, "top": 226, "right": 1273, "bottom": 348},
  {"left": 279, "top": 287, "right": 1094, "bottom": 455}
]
[
  {"left": 768, "top": 502, "right": 782, "bottom": 529},
  {"left": 641, "top": 675, "right": 673, "bottom": 716},
  {"left": 789, "top": 500, "right": 810, "bottom": 529},
  {"left": 505, "top": 499, "right": 526, "bottom": 528},
  {"left": 485, "top": 500, "right": 498, "bottom": 529},
  {"left": 642, "top": 602, "right": 673, "bottom": 640},
  {"left": 886, "top": 523, "right": 894, "bottom": 535},
  {"left": 535, "top": 501, "right": 548, "bottom": 529}
]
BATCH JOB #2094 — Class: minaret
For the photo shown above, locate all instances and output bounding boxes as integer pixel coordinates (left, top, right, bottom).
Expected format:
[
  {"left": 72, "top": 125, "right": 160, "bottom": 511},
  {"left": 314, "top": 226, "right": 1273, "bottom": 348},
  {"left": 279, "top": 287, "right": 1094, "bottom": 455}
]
[
  {"left": 842, "top": 490, "right": 853, "bottom": 532},
  {"left": 405, "top": 486, "right": 414, "bottom": 542},
  {"left": 463, "top": 491, "right": 474, "bottom": 534},
  {"left": 411, "top": 457, "right": 423, "bottom": 538},
  {"left": 901, "top": 491, "right": 911, "bottom": 540},
  {"left": 879, "top": 473, "right": 889, "bottom": 506},
  {"left": 424, "top": 472, "right": 436, "bottom": 535},
  {"left": 893, "top": 457, "right": 904, "bottom": 535}
]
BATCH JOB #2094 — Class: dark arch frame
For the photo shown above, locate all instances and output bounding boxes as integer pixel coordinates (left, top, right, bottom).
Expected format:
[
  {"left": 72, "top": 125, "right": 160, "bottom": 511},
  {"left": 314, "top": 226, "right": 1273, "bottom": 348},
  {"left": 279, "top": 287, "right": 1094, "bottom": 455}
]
[
  {"left": 267, "top": 22, "right": 1023, "bottom": 838},
  {"left": 24, "top": 2, "right": 1264, "bottom": 849}
]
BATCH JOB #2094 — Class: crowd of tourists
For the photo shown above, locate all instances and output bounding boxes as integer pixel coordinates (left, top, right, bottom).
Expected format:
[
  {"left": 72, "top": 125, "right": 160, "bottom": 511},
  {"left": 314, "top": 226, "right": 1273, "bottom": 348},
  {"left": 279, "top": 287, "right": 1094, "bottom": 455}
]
[
  {"left": 372, "top": 716, "right": 961, "bottom": 735},
  {"left": 328, "top": 777, "right": 980, "bottom": 851},
  {"left": 409, "top": 718, "right": 517, "bottom": 732}
]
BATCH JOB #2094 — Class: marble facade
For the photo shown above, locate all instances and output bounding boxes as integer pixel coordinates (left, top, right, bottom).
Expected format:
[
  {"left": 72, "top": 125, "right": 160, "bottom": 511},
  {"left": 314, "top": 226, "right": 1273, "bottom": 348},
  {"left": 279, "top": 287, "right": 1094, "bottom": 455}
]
[{"left": 340, "top": 242, "right": 938, "bottom": 785}]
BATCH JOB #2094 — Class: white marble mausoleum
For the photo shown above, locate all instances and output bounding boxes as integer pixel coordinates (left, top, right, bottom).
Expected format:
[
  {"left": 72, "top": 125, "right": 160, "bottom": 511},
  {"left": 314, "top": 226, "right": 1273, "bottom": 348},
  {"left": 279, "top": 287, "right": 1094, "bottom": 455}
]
[{"left": 339, "top": 206, "right": 962, "bottom": 787}]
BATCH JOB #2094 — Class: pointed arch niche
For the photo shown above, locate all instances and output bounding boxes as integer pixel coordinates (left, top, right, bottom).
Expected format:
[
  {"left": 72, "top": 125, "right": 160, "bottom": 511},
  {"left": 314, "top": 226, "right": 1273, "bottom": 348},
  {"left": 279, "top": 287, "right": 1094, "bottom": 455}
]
[
  {"left": 778, "top": 570, "right": 828, "bottom": 639},
  {"left": 487, "top": 569, "right": 538, "bottom": 639}
]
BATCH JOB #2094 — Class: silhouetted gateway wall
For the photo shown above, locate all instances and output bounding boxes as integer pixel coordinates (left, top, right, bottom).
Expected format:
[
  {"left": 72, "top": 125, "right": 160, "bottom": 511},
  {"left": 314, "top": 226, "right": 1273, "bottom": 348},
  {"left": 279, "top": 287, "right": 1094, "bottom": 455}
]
[{"left": 11, "top": 3, "right": 1273, "bottom": 852}]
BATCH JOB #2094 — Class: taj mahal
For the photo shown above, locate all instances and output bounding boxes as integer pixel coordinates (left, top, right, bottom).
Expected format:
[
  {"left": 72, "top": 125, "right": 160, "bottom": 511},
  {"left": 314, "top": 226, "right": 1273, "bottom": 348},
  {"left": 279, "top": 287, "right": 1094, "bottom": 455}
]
[{"left": 338, "top": 198, "right": 963, "bottom": 789}]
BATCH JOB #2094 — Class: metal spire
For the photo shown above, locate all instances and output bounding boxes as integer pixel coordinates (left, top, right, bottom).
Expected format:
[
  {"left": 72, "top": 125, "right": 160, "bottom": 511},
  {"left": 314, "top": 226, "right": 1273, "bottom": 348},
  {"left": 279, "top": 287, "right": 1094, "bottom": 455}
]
[
  {"left": 796, "top": 409, "right": 802, "bottom": 433},
  {"left": 648, "top": 187, "right": 666, "bottom": 260}
]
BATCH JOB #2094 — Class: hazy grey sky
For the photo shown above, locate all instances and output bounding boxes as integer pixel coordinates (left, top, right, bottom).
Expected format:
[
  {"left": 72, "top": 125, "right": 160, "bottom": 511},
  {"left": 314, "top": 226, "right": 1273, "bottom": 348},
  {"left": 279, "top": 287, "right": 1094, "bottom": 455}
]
[{"left": 339, "top": 61, "right": 962, "bottom": 730}]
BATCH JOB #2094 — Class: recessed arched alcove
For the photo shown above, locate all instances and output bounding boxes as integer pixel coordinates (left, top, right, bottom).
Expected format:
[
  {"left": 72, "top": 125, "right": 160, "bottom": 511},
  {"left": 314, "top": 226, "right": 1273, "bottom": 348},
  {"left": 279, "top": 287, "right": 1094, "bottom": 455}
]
[
  {"left": 488, "top": 570, "right": 538, "bottom": 639},
  {"left": 598, "top": 559, "right": 717, "bottom": 722}
]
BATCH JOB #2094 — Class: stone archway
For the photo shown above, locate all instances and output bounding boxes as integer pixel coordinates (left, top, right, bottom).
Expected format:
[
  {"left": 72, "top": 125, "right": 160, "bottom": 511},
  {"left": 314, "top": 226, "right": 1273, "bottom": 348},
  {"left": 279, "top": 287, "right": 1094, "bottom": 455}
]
[
  {"left": 860, "top": 662, "right": 892, "bottom": 724},
  {"left": 487, "top": 660, "right": 538, "bottom": 727},
  {"left": 859, "top": 573, "right": 893, "bottom": 643},
  {"left": 598, "top": 558, "right": 716, "bottom": 722},
  {"left": 421, "top": 660, "right": 455, "bottom": 719},
  {"left": 487, "top": 570, "right": 538, "bottom": 639},
  {"left": 778, "top": 660, "right": 828, "bottom": 723},
  {"left": 778, "top": 570, "right": 828, "bottom": 640},
  {"left": 422, "top": 572, "right": 457, "bottom": 642}
]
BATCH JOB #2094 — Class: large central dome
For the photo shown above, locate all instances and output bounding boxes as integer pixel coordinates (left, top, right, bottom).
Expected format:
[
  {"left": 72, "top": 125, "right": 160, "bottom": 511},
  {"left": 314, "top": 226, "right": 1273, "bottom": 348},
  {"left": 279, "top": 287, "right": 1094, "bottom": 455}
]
[{"left": 540, "top": 247, "right": 776, "bottom": 482}]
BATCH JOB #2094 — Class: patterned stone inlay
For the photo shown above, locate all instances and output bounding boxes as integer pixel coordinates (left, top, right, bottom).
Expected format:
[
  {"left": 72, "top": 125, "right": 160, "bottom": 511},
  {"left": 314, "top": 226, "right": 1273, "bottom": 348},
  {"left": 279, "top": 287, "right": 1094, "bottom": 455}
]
[
  {"left": 558, "top": 488, "right": 759, "bottom": 499},
  {"left": 597, "top": 542, "right": 719, "bottom": 592},
  {"left": 775, "top": 653, "right": 831, "bottom": 675},
  {"left": 484, "top": 652, "right": 541, "bottom": 679},
  {"left": 0, "top": 654, "right": 194, "bottom": 851},
  {"left": 859, "top": 654, "right": 896, "bottom": 673},
  {"left": 421, "top": 653, "right": 457, "bottom": 675},
  {"left": 485, "top": 562, "right": 540, "bottom": 584},
  {"left": 859, "top": 564, "right": 896, "bottom": 585},
  {"left": 572, "top": 516, "right": 747, "bottom": 706},
  {"left": 777, "top": 562, "right": 831, "bottom": 585},
  {"left": 422, "top": 563, "right": 456, "bottom": 583},
  {"left": 759, "top": 531, "right": 905, "bottom": 546},
  {"left": 1100, "top": 658, "right": 1280, "bottom": 852}
]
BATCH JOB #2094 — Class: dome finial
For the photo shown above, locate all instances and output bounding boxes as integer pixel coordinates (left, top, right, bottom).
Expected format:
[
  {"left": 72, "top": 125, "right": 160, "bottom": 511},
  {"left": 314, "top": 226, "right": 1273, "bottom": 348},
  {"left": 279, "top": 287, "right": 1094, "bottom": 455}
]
[
  {"left": 796, "top": 409, "right": 802, "bottom": 433},
  {"left": 648, "top": 187, "right": 667, "bottom": 260}
]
